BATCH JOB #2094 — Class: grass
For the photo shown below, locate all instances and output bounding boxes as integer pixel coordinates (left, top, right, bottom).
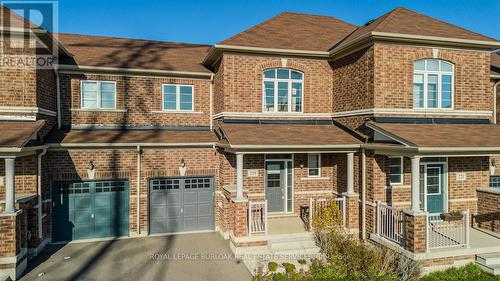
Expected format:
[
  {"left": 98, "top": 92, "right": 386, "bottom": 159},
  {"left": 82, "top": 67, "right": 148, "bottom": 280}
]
[{"left": 421, "top": 263, "right": 500, "bottom": 281}]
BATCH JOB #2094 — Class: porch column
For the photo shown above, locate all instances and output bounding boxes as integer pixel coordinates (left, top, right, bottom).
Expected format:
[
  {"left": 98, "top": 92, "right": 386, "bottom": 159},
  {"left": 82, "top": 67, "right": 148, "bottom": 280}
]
[
  {"left": 410, "top": 156, "right": 421, "bottom": 213},
  {"left": 4, "top": 157, "right": 16, "bottom": 213},
  {"left": 236, "top": 153, "right": 244, "bottom": 201},
  {"left": 346, "top": 152, "right": 355, "bottom": 194}
]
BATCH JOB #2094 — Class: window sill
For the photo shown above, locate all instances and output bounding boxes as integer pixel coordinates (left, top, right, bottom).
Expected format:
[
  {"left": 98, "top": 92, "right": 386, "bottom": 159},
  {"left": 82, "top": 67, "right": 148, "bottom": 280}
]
[
  {"left": 71, "top": 108, "right": 127, "bottom": 112},
  {"left": 300, "top": 176, "right": 330, "bottom": 181},
  {"left": 385, "top": 184, "right": 410, "bottom": 189},
  {"left": 152, "top": 110, "right": 203, "bottom": 114}
]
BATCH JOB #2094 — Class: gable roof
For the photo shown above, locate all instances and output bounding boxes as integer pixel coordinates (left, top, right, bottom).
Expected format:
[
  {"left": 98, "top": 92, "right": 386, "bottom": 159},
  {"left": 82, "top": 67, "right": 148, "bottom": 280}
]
[
  {"left": 57, "top": 33, "right": 212, "bottom": 74},
  {"left": 334, "top": 7, "right": 498, "bottom": 52},
  {"left": 0, "top": 5, "right": 39, "bottom": 29},
  {"left": 219, "top": 12, "right": 357, "bottom": 52},
  {"left": 0, "top": 120, "right": 45, "bottom": 148}
]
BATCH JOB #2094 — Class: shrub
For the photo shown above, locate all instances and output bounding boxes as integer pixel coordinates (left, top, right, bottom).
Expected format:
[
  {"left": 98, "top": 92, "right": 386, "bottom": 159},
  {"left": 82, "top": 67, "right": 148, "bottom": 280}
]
[
  {"left": 282, "top": 263, "right": 296, "bottom": 273},
  {"left": 312, "top": 200, "right": 343, "bottom": 230},
  {"left": 268, "top": 261, "right": 278, "bottom": 272},
  {"left": 297, "top": 259, "right": 307, "bottom": 265},
  {"left": 421, "top": 263, "right": 500, "bottom": 281}
]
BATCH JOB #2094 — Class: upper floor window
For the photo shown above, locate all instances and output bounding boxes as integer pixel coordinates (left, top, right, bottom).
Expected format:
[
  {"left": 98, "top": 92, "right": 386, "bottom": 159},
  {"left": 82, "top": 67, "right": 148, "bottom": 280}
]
[
  {"left": 263, "top": 68, "right": 303, "bottom": 113},
  {"left": 413, "top": 59, "right": 453, "bottom": 109},
  {"left": 81, "top": 81, "right": 116, "bottom": 109},
  {"left": 163, "top": 84, "right": 193, "bottom": 111},
  {"left": 308, "top": 153, "right": 321, "bottom": 177}
]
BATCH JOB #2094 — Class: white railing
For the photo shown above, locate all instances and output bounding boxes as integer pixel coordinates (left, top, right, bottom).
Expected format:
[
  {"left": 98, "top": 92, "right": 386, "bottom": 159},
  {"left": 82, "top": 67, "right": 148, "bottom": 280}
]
[
  {"left": 376, "top": 202, "right": 405, "bottom": 246},
  {"left": 248, "top": 200, "right": 267, "bottom": 235},
  {"left": 308, "top": 197, "right": 346, "bottom": 230},
  {"left": 427, "top": 210, "right": 469, "bottom": 249}
]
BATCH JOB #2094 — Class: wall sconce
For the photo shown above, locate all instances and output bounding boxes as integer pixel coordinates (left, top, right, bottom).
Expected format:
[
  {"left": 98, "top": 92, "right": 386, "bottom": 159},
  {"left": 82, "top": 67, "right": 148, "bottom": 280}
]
[
  {"left": 87, "top": 160, "right": 96, "bottom": 179},
  {"left": 179, "top": 158, "right": 187, "bottom": 176},
  {"left": 490, "top": 159, "right": 497, "bottom": 176},
  {"left": 298, "top": 160, "right": 304, "bottom": 169}
]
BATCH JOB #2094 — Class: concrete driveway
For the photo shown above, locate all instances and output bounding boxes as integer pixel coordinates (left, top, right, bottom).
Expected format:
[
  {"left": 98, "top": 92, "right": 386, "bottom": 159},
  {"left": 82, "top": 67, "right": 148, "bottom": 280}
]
[{"left": 20, "top": 232, "right": 251, "bottom": 281}]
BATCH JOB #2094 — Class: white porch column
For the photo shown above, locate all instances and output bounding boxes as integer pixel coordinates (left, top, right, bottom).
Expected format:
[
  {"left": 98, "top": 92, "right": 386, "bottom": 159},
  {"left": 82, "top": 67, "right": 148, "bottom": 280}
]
[
  {"left": 236, "top": 153, "right": 244, "bottom": 201},
  {"left": 346, "top": 152, "right": 355, "bottom": 194},
  {"left": 411, "top": 156, "right": 421, "bottom": 213},
  {"left": 4, "top": 157, "right": 16, "bottom": 213}
]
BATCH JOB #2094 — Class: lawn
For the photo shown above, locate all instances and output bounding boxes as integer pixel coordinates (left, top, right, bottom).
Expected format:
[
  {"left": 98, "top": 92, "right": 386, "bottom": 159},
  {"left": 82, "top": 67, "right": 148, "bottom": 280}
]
[{"left": 421, "top": 263, "right": 500, "bottom": 281}]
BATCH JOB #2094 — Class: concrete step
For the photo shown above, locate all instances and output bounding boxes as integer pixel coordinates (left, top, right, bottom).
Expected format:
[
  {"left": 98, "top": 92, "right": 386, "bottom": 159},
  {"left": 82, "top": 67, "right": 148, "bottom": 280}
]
[
  {"left": 267, "top": 236, "right": 317, "bottom": 251},
  {"left": 477, "top": 263, "right": 500, "bottom": 275},
  {"left": 477, "top": 253, "right": 500, "bottom": 266}
]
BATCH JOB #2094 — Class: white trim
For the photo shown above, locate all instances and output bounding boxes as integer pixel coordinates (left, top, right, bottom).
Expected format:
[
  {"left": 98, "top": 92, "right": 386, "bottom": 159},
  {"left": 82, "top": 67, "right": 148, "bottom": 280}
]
[
  {"left": 330, "top": 108, "right": 492, "bottom": 118},
  {"left": 0, "top": 106, "right": 56, "bottom": 116},
  {"left": 262, "top": 68, "right": 304, "bottom": 113},
  {"left": 0, "top": 115, "right": 36, "bottom": 121},
  {"left": 300, "top": 176, "right": 330, "bottom": 181},
  {"left": 151, "top": 110, "right": 203, "bottom": 114},
  {"left": 413, "top": 59, "right": 454, "bottom": 110},
  {"left": 80, "top": 80, "right": 117, "bottom": 110},
  {"left": 47, "top": 142, "right": 216, "bottom": 148},
  {"left": 0, "top": 248, "right": 26, "bottom": 265},
  {"left": 213, "top": 112, "right": 334, "bottom": 119},
  {"left": 449, "top": 198, "right": 478, "bottom": 203},
  {"left": 162, "top": 84, "right": 194, "bottom": 112},
  {"left": 294, "top": 190, "right": 333, "bottom": 195},
  {"left": 70, "top": 108, "right": 126, "bottom": 112},
  {"left": 57, "top": 64, "right": 213, "bottom": 78}
]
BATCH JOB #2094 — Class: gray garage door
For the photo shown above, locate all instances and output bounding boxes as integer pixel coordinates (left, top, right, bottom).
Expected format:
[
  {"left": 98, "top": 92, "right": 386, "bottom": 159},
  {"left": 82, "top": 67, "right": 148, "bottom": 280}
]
[{"left": 149, "top": 177, "right": 214, "bottom": 234}]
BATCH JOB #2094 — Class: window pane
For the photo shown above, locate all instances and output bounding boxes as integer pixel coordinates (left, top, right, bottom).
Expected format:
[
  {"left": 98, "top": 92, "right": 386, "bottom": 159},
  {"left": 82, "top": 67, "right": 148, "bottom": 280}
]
[
  {"left": 413, "top": 74, "right": 424, "bottom": 108},
  {"left": 164, "top": 85, "right": 177, "bottom": 110},
  {"left": 264, "top": 81, "right": 275, "bottom": 112},
  {"left": 308, "top": 154, "right": 320, "bottom": 176},
  {"left": 441, "top": 61, "right": 452, "bottom": 72},
  {"left": 291, "top": 71, "right": 302, "bottom": 80},
  {"left": 414, "top": 60, "right": 425, "bottom": 71},
  {"left": 100, "top": 82, "right": 115, "bottom": 109},
  {"left": 277, "top": 82, "right": 288, "bottom": 112},
  {"left": 427, "top": 60, "right": 439, "bottom": 71},
  {"left": 389, "top": 157, "right": 402, "bottom": 184},
  {"left": 441, "top": 74, "right": 452, "bottom": 108},
  {"left": 179, "top": 86, "right": 192, "bottom": 110},
  {"left": 291, "top": 82, "right": 302, "bottom": 112},
  {"left": 277, "top": 69, "right": 289, "bottom": 79},
  {"left": 264, "top": 69, "right": 275, "bottom": 78},
  {"left": 82, "top": 81, "right": 97, "bottom": 108},
  {"left": 427, "top": 74, "right": 438, "bottom": 108}
]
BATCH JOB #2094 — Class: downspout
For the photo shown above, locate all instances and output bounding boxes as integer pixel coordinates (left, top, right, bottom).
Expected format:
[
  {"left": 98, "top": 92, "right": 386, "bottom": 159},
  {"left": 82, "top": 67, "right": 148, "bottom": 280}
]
[
  {"left": 361, "top": 148, "right": 366, "bottom": 240},
  {"left": 494, "top": 80, "right": 500, "bottom": 124},
  {"left": 136, "top": 145, "right": 142, "bottom": 234},
  {"left": 209, "top": 74, "right": 214, "bottom": 130},
  {"left": 37, "top": 148, "right": 47, "bottom": 240},
  {"left": 55, "top": 69, "right": 61, "bottom": 129}
]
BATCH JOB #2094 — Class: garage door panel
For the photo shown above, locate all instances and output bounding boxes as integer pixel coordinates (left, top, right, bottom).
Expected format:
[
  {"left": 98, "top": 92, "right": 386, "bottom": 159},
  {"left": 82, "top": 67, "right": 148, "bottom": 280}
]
[
  {"left": 150, "top": 206, "right": 167, "bottom": 218},
  {"left": 94, "top": 195, "right": 110, "bottom": 208},
  {"left": 151, "top": 193, "right": 167, "bottom": 205},
  {"left": 149, "top": 177, "right": 214, "bottom": 235},
  {"left": 72, "top": 196, "right": 93, "bottom": 210},
  {"left": 73, "top": 224, "right": 94, "bottom": 240}
]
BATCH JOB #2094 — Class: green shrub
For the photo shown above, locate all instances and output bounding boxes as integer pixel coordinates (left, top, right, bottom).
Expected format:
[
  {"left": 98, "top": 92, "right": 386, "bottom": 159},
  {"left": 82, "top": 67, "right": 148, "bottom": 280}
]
[
  {"left": 282, "top": 263, "right": 296, "bottom": 273},
  {"left": 421, "top": 263, "right": 500, "bottom": 281},
  {"left": 268, "top": 261, "right": 278, "bottom": 272},
  {"left": 297, "top": 259, "right": 307, "bottom": 265}
]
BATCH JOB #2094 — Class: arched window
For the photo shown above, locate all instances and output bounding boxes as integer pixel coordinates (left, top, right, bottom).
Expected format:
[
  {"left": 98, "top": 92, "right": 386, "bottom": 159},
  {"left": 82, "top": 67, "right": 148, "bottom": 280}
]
[
  {"left": 413, "top": 59, "right": 453, "bottom": 109},
  {"left": 263, "top": 68, "right": 303, "bottom": 112}
]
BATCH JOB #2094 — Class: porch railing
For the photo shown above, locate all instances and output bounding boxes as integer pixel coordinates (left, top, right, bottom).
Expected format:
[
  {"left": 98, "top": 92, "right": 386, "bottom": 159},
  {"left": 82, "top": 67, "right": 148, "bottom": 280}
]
[
  {"left": 427, "top": 210, "right": 469, "bottom": 249},
  {"left": 376, "top": 202, "right": 405, "bottom": 246},
  {"left": 306, "top": 197, "right": 346, "bottom": 230},
  {"left": 248, "top": 200, "right": 267, "bottom": 235}
]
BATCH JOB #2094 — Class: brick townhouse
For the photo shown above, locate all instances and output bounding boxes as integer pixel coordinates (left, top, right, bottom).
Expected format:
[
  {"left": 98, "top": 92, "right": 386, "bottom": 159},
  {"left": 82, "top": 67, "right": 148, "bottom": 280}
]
[{"left": 1, "top": 5, "right": 500, "bottom": 279}]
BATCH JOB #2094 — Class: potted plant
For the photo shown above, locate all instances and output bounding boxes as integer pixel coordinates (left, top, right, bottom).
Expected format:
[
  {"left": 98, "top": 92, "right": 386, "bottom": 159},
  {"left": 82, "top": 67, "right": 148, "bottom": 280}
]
[{"left": 440, "top": 211, "right": 464, "bottom": 221}]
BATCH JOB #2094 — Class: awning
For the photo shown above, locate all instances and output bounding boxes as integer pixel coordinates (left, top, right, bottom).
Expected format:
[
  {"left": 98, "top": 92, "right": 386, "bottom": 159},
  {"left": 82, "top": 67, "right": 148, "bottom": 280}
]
[
  {"left": 366, "top": 121, "right": 500, "bottom": 155},
  {"left": 218, "top": 122, "right": 362, "bottom": 153},
  {"left": 0, "top": 120, "right": 45, "bottom": 151},
  {"left": 46, "top": 129, "right": 218, "bottom": 147}
]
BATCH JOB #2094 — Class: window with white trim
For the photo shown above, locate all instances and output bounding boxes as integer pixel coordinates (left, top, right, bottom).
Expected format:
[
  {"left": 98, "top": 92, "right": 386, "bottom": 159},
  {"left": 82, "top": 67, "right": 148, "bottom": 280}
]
[
  {"left": 388, "top": 157, "right": 403, "bottom": 185},
  {"left": 81, "top": 81, "right": 116, "bottom": 109},
  {"left": 413, "top": 59, "right": 453, "bottom": 109},
  {"left": 263, "top": 68, "right": 303, "bottom": 113},
  {"left": 308, "top": 153, "right": 321, "bottom": 177},
  {"left": 163, "top": 84, "right": 193, "bottom": 111}
]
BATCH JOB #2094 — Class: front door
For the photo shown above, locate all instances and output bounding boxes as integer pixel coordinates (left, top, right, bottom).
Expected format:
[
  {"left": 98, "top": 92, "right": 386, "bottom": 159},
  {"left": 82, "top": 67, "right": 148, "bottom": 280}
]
[
  {"left": 265, "top": 161, "right": 285, "bottom": 212},
  {"left": 420, "top": 164, "right": 445, "bottom": 213}
]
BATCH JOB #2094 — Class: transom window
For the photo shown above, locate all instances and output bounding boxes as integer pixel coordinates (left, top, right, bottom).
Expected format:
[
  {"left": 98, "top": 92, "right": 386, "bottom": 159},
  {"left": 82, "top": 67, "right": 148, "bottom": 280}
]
[
  {"left": 81, "top": 81, "right": 116, "bottom": 109},
  {"left": 263, "top": 68, "right": 303, "bottom": 113},
  {"left": 163, "top": 84, "right": 193, "bottom": 111},
  {"left": 308, "top": 153, "right": 321, "bottom": 177},
  {"left": 413, "top": 59, "right": 453, "bottom": 109}
]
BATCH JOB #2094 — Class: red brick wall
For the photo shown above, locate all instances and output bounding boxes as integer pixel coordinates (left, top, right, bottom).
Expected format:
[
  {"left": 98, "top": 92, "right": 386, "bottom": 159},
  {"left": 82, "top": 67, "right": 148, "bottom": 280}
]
[
  {"left": 59, "top": 73, "right": 211, "bottom": 127},
  {"left": 213, "top": 54, "right": 333, "bottom": 114},
  {"left": 0, "top": 156, "right": 38, "bottom": 201},
  {"left": 476, "top": 189, "right": 500, "bottom": 234}
]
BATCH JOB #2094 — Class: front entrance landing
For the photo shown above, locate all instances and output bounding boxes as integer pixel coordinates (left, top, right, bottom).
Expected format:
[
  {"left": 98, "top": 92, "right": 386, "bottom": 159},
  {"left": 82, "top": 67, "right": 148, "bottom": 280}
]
[
  {"left": 20, "top": 233, "right": 250, "bottom": 281},
  {"left": 267, "top": 217, "right": 307, "bottom": 235}
]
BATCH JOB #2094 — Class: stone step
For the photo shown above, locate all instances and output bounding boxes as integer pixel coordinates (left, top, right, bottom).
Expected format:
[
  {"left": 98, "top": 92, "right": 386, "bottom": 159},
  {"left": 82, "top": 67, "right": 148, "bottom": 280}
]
[
  {"left": 476, "top": 253, "right": 500, "bottom": 266},
  {"left": 476, "top": 263, "right": 500, "bottom": 275},
  {"left": 268, "top": 240, "right": 317, "bottom": 251}
]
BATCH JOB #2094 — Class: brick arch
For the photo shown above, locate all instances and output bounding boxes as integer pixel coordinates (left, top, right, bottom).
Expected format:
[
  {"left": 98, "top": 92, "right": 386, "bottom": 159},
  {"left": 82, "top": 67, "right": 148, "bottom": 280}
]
[{"left": 252, "top": 59, "right": 310, "bottom": 112}]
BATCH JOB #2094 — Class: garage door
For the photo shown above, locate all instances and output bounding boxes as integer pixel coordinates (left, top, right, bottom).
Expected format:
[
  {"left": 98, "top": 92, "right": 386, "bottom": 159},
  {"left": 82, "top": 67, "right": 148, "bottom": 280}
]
[
  {"left": 52, "top": 180, "right": 129, "bottom": 242},
  {"left": 149, "top": 177, "right": 214, "bottom": 234}
]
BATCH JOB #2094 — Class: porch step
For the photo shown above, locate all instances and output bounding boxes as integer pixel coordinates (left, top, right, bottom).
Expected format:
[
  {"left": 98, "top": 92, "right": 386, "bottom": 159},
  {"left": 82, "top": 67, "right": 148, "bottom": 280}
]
[
  {"left": 476, "top": 253, "right": 500, "bottom": 275},
  {"left": 268, "top": 237, "right": 317, "bottom": 252}
]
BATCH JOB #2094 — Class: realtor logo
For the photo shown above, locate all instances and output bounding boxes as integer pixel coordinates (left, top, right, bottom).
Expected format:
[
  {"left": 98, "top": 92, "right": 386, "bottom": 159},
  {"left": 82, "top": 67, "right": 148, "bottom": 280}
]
[{"left": 0, "top": 0, "right": 58, "bottom": 69}]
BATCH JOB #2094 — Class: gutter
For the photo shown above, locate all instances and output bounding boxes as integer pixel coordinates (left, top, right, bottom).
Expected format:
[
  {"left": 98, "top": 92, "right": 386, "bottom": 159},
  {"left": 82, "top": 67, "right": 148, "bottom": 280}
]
[
  {"left": 55, "top": 69, "right": 61, "bottom": 129},
  {"left": 209, "top": 74, "right": 214, "bottom": 130},
  {"left": 494, "top": 80, "right": 500, "bottom": 124},
  {"left": 46, "top": 142, "right": 217, "bottom": 148},
  {"left": 136, "top": 145, "right": 142, "bottom": 235},
  {"left": 37, "top": 148, "right": 47, "bottom": 240},
  {"left": 361, "top": 148, "right": 366, "bottom": 240}
]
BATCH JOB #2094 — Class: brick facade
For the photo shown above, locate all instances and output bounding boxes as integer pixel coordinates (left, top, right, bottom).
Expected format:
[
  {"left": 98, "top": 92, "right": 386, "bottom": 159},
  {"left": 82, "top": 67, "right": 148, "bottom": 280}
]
[{"left": 476, "top": 189, "right": 500, "bottom": 234}]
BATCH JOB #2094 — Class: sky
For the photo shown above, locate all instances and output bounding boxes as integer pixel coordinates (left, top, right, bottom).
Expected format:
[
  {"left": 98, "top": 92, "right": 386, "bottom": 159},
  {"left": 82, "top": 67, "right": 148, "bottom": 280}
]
[{"left": 17, "top": 0, "right": 500, "bottom": 44}]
